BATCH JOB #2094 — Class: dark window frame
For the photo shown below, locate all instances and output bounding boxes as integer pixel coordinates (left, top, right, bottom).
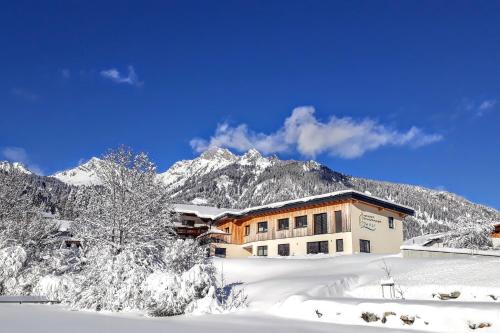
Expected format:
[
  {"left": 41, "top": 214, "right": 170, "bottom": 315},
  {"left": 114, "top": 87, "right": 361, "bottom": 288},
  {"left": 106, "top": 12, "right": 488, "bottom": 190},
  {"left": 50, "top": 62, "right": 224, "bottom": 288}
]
[
  {"left": 334, "top": 210, "right": 343, "bottom": 233},
  {"left": 224, "top": 227, "right": 230, "bottom": 233},
  {"left": 182, "top": 220, "right": 195, "bottom": 227},
  {"left": 388, "top": 217, "right": 394, "bottom": 229},
  {"left": 295, "top": 215, "right": 308, "bottom": 228},
  {"left": 360, "top": 239, "right": 371, "bottom": 253},
  {"left": 244, "top": 225, "right": 250, "bottom": 236},
  {"left": 336, "top": 239, "right": 344, "bottom": 252},
  {"left": 307, "top": 241, "right": 329, "bottom": 254},
  {"left": 277, "top": 243, "right": 290, "bottom": 256},
  {"left": 313, "top": 213, "right": 328, "bottom": 235},
  {"left": 257, "top": 221, "right": 268, "bottom": 233},
  {"left": 257, "top": 245, "right": 268, "bottom": 256},
  {"left": 214, "top": 247, "right": 227, "bottom": 258},
  {"left": 277, "top": 218, "right": 290, "bottom": 231}
]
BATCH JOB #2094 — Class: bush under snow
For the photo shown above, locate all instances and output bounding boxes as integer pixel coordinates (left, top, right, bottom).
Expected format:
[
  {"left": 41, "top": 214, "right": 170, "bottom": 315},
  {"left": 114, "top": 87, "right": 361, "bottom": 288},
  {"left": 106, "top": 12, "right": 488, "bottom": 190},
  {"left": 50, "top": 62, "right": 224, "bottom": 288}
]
[{"left": 442, "top": 217, "right": 494, "bottom": 250}]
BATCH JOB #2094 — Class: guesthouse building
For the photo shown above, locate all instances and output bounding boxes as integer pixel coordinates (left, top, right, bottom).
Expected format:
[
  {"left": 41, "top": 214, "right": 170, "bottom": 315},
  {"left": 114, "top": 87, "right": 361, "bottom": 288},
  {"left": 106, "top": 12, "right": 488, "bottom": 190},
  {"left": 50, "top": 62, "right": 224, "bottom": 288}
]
[{"left": 173, "top": 190, "right": 415, "bottom": 258}]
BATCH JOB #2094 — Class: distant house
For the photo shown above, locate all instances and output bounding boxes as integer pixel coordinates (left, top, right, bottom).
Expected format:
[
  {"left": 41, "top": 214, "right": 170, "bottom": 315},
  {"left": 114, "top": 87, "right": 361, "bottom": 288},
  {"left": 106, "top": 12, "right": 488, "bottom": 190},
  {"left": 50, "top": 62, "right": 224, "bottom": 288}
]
[
  {"left": 42, "top": 213, "right": 82, "bottom": 250},
  {"left": 173, "top": 190, "right": 414, "bottom": 258},
  {"left": 492, "top": 224, "right": 500, "bottom": 248}
]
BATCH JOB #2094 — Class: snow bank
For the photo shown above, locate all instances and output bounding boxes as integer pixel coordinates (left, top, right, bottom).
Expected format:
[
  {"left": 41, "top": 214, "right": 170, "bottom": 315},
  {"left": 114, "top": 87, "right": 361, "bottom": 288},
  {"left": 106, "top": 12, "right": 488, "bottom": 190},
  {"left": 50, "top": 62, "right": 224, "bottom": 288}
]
[{"left": 271, "top": 296, "right": 500, "bottom": 332}]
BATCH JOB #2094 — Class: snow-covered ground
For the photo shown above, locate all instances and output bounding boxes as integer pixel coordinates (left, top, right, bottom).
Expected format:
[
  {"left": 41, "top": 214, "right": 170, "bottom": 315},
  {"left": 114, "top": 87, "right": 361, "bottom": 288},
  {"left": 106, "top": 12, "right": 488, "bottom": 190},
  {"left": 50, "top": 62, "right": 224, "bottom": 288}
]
[{"left": 2, "top": 254, "right": 500, "bottom": 333}]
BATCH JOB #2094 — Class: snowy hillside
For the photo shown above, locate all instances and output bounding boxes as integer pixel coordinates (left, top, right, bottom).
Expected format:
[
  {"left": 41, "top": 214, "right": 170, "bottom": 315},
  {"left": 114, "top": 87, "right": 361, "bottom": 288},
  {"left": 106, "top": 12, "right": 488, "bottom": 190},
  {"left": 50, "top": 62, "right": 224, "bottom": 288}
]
[{"left": 52, "top": 157, "right": 104, "bottom": 186}]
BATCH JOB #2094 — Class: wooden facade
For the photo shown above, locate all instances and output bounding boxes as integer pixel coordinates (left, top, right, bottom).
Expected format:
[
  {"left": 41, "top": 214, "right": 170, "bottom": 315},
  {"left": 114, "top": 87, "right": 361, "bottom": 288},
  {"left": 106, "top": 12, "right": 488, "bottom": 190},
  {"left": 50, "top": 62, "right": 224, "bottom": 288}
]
[{"left": 217, "top": 200, "right": 352, "bottom": 245}]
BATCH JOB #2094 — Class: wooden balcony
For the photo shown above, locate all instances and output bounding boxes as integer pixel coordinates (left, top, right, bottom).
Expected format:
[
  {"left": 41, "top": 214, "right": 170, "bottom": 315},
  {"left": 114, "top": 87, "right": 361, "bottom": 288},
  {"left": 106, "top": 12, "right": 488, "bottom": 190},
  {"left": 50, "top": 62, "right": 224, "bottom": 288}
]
[{"left": 243, "top": 226, "right": 346, "bottom": 244}]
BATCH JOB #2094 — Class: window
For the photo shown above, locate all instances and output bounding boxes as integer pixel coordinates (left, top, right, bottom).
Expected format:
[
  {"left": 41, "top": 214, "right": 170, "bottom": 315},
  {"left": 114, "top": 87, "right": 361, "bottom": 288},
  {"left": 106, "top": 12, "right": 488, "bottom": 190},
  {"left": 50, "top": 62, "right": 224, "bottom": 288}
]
[
  {"left": 257, "top": 246, "right": 268, "bottom": 256},
  {"left": 307, "top": 241, "right": 329, "bottom": 254},
  {"left": 335, "top": 210, "right": 343, "bottom": 232},
  {"left": 182, "top": 220, "right": 195, "bottom": 227},
  {"left": 388, "top": 217, "right": 394, "bottom": 229},
  {"left": 225, "top": 227, "right": 230, "bottom": 233},
  {"left": 295, "top": 215, "right": 308, "bottom": 228},
  {"left": 214, "top": 247, "right": 226, "bottom": 258},
  {"left": 278, "top": 244, "right": 290, "bottom": 256},
  {"left": 245, "top": 225, "right": 250, "bottom": 236},
  {"left": 336, "top": 239, "right": 344, "bottom": 252},
  {"left": 360, "top": 239, "right": 371, "bottom": 253},
  {"left": 278, "top": 218, "right": 289, "bottom": 230},
  {"left": 313, "top": 213, "right": 328, "bottom": 235},
  {"left": 257, "top": 222, "right": 268, "bottom": 233}
]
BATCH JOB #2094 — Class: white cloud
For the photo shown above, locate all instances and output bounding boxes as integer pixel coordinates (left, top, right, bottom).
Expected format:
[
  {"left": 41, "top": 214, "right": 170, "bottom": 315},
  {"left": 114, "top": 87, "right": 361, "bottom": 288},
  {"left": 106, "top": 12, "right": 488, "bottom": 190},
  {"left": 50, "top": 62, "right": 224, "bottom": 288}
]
[
  {"left": 100, "top": 65, "right": 142, "bottom": 86},
  {"left": 459, "top": 98, "right": 497, "bottom": 117},
  {"left": 478, "top": 99, "right": 496, "bottom": 110},
  {"left": 1, "top": 147, "right": 43, "bottom": 175},
  {"left": 477, "top": 99, "right": 496, "bottom": 116},
  {"left": 191, "top": 106, "right": 443, "bottom": 159}
]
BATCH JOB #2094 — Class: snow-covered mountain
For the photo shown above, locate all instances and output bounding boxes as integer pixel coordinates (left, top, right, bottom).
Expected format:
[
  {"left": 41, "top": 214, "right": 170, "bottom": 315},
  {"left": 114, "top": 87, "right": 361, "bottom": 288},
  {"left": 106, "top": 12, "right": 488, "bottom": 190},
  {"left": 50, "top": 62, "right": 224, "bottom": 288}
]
[
  {"left": 52, "top": 157, "right": 104, "bottom": 186},
  {"left": 154, "top": 148, "right": 499, "bottom": 239},
  {"left": 157, "top": 148, "right": 273, "bottom": 189},
  {"left": 0, "top": 161, "right": 32, "bottom": 175},
  {"left": 48, "top": 148, "right": 500, "bottom": 239}
]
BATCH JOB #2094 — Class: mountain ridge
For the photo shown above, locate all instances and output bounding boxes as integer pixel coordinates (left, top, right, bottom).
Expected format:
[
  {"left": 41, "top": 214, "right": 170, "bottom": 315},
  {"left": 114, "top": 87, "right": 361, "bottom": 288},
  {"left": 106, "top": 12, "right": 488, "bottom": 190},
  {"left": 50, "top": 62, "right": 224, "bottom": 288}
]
[{"left": 4, "top": 148, "right": 498, "bottom": 239}]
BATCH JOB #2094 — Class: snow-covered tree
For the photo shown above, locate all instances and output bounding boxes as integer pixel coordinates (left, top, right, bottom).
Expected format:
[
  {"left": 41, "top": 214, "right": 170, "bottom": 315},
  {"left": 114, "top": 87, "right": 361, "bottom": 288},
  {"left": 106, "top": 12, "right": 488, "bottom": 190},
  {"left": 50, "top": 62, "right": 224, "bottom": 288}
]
[
  {"left": 442, "top": 216, "right": 495, "bottom": 250},
  {"left": 66, "top": 147, "right": 218, "bottom": 315},
  {"left": 0, "top": 168, "right": 63, "bottom": 295},
  {"left": 73, "top": 146, "right": 175, "bottom": 252},
  {"left": 0, "top": 169, "right": 53, "bottom": 247}
]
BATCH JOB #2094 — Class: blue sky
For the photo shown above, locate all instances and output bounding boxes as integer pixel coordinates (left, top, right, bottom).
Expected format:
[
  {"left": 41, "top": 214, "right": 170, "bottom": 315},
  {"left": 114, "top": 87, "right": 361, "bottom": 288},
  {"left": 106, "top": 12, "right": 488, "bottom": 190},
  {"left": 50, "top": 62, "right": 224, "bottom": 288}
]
[{"left": 0, "top": 1, "right": 499, "bottom": 209}]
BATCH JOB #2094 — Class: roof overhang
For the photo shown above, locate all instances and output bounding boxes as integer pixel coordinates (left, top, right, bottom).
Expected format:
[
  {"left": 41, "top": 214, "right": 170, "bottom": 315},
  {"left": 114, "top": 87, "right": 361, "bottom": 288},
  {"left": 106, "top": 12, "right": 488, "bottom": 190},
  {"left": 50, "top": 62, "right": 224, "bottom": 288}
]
[{"left": 214, "top": 190, "right": 415, "bottom": 222}]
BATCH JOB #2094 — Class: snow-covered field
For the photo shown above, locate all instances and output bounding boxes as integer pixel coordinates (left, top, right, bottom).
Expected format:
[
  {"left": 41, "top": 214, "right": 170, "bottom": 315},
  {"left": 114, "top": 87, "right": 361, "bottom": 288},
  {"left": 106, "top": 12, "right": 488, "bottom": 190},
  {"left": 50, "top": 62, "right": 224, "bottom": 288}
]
[{"left": 2, "top": 254, "right": 500, "bottom": 333}]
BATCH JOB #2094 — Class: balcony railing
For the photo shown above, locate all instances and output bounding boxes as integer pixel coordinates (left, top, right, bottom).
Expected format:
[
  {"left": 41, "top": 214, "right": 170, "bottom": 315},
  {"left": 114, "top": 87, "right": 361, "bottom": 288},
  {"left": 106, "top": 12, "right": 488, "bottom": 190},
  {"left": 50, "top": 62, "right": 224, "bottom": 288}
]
[{"left": 242, "top": 225, "right": 348, "bottom": 244}]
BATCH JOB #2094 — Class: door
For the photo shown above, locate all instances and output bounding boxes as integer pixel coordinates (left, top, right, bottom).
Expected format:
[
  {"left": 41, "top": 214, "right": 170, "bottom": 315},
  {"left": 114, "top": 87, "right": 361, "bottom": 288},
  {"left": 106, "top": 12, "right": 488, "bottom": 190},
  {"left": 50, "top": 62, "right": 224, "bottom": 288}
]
[{"left": 313, "top": 213, "right": 328, "bottom": 235}]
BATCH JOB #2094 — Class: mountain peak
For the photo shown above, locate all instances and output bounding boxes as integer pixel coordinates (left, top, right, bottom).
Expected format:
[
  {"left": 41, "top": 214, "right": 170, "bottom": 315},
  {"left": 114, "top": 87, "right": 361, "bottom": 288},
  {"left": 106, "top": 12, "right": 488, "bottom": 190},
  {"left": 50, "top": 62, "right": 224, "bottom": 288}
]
[
  {"left": 242, "top": 148, "right": 262, "bottom": 159},
  {"left": 0, "top": 161, "right": 32, "bottom": 175},
  {"left": 199, "top": 147, "right": 237, "bottom": 161},
  {"left": 52, "top": 157, "right": 103, "bottom": 186}
]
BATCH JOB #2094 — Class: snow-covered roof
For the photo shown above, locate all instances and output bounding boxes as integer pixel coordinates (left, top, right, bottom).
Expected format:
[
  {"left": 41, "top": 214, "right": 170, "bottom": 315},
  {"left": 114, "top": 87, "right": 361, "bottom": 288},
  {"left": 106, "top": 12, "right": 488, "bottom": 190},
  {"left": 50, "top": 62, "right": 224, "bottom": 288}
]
[
  {"left": 196, "top": 228, "right": 231, "bottom": 239},
  {"left": 224, "top": 189, "right": 414, "bottom": 218},
  {"left": 173, "top": 189, "right": 414, "bottom": 221},
  {"left": 171, "top": 203, "right": 241, "bottom": 220}
]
